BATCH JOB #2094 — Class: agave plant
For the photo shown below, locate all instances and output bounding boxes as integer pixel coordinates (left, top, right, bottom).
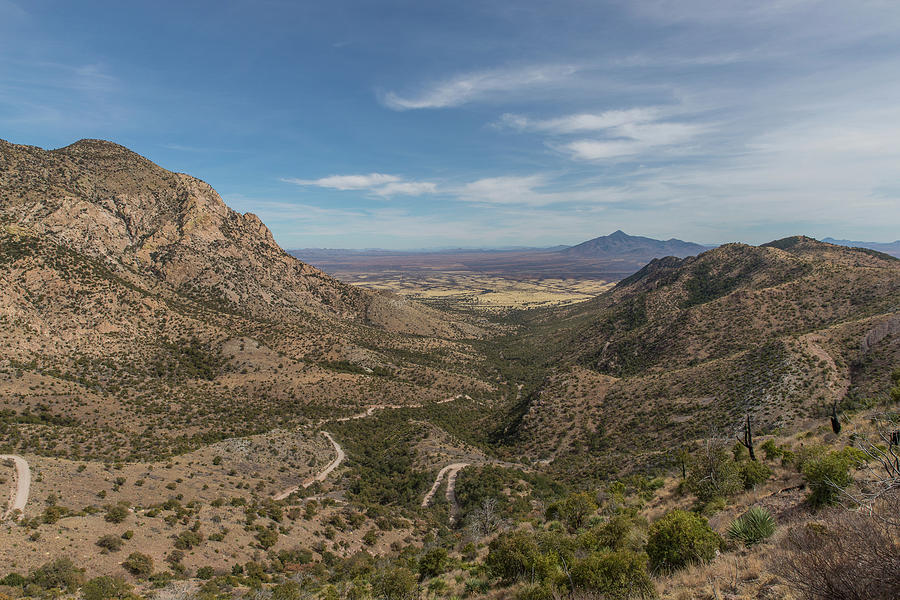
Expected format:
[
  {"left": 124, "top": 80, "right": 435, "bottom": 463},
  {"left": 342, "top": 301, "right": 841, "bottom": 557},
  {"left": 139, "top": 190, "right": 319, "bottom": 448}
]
[{"left": 727, "top": 506, "right": 776, "bottom": 546}]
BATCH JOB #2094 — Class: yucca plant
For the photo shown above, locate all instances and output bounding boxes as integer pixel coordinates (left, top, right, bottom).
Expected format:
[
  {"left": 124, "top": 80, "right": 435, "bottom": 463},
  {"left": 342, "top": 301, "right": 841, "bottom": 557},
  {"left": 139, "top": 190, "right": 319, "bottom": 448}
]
[{"left": 727, "top": 506, "right": 776, "bottom": 546}]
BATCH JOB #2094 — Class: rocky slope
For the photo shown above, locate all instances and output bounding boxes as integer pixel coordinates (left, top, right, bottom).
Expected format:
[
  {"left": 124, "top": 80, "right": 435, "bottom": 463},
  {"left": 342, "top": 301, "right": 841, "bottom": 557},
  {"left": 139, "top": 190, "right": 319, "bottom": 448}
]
[
  {"left": 0, "top": 139, "right": 489, "bottom": 461},
  {"left": 502, "top": 236, "right": 900, "bottom": 477}
]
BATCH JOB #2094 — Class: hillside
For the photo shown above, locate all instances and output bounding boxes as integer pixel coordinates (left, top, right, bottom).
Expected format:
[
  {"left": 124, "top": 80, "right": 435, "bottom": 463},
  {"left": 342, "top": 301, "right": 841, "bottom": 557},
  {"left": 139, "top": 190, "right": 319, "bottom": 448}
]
[
  {"left": 500, "top": 236, "right": 900, "bottom": 477},
  {"left": 0, "top": 139, "right": 490, "bottom": 462}
]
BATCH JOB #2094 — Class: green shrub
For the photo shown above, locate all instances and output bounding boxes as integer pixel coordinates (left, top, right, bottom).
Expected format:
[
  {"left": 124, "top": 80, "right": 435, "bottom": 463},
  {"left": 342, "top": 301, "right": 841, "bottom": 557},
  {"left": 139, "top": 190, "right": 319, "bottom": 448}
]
[
  {"left": 122, "top": 552, "right": 153, "bottom": 578},
  {"left": 104, "top": 504, "right": 129, "bottom": 524},
  {"left": 578, "top": 514, "right": 635, "bottom": 552},
  {"left": 646, "top": 510, "right": 721, "bottom": 574},
  {"left": 96, "top": 534, "right": 124, "bottom": 552},
  {"left": 255, "top": 527, "right": 278, "bottom": 549},
  {"left": 28, "top": 558, "right": 85, "bottom": 591},
  {"left": 373, "top": 566, "right": 418, "bottom": 600},
  {"left": 486, "top": 530, "right": 540, "bottom": 582},
  {"left": 802, "top": 447, "right": 864, "bottom": 508},
  {"left": 196, "top": 566, "right": 215, "bottom": 580},
  {"left": 739, "top": 460, "right": 772, "bottom": 489},
  {"left": 727, "top": 507, "right": 776, "bottom": 546},
  {"left": 570, "top": 550, "right": 656, "bottom": 599},
  {"left": 546, "top": 491, "right": 598, "bottom": 532},
  {"left": 686, "top": 445, "right": 742, "bottom": 502},
  {"left": 81, "top": 576, "right": 132, "bottom": 600},
  {"left": 418, "top": 547, "right": 448, "bottom": 579},
  {"left": 0, "top": 572, "right": 27, "bottom": 587},
  {"left": 174, "top": 530, "right": 203, "bottom": 550},
  {"left": 761, "top": 439, "right": 781, "bottom": 461}
]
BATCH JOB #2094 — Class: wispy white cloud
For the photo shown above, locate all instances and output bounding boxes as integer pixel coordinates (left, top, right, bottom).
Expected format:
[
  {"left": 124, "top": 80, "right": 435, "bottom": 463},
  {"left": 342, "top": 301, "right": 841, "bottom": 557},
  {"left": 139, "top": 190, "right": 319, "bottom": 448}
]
[
  {"left": 457, "top": 175, "right": 549, "bottom": 205},
  {"left": 497, "top": 108, "right": 666, "bottom": 134},
  {"left": 380, "top": 64, "right": 579, "bottom": 110},
  {"left": 281, "top": 173, "right": 438, "bottom": 196},
  {"left": 282, "top": 173, "right": 399, "bottom": 190},
  {"left": 499, "top": 106, "right": 705, "bottom": 161},
  {"left": 376, "top": 181, "right": 438, "bottom": 196}
]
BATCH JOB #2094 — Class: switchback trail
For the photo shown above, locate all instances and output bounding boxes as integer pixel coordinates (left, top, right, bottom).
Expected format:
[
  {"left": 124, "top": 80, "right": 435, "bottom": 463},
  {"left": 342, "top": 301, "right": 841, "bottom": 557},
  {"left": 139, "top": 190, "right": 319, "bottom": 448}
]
[
  {"left": 273, "top": 431, "right": 344, "bottom": 500},
  {"left": 273, "top": 394, "right": 471, "bottom": 499},
  {"left": 0, "top": 454, "right": 30, "bottom": 520},
  {"left": 421, "top": 462, "right": 470, "bottom": 523}
]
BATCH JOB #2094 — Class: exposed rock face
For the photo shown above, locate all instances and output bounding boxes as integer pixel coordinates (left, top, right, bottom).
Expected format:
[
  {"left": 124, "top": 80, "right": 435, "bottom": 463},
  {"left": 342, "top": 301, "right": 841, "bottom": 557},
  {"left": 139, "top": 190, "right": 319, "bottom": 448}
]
[
  {"left": 1, "top": 138, "right": 369, "bottom": 320},
  {"left": 861, "top": 315, "right": 900, "bottom": 355},
  {"left": 1, "top": 138, "right": 484, "bottom": 339}
]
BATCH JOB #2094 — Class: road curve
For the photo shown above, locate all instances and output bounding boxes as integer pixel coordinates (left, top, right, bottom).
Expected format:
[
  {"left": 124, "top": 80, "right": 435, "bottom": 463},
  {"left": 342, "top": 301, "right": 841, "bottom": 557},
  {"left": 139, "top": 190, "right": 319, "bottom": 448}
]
[
  {"left": 273, "top": 432, "right": 344, "bottom": 500},
  {"left": 0, "top": 454, "right": 30, "bottom": 520},
  {"left": 421, "top": 462, "right": 470, "bottom": 508},
  {"left": 274, "top": 394, "right": 472, "bottom": 501}
]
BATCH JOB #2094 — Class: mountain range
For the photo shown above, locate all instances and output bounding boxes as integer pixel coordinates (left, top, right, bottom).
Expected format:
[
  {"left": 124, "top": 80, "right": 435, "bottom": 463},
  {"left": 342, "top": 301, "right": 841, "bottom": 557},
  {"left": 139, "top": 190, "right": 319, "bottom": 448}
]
[
  {"left": 822, "top": 237, "right": 900, "bottom": 257},
  {"left": 2, "top": 139, "right": 899, "bottom": 596}
]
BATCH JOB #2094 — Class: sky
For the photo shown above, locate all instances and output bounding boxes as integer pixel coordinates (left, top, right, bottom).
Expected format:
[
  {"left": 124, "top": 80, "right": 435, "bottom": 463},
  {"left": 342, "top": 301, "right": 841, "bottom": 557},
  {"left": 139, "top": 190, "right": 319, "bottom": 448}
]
[{"left": 1, "top": 0, "right": 899, "bottom": 249}]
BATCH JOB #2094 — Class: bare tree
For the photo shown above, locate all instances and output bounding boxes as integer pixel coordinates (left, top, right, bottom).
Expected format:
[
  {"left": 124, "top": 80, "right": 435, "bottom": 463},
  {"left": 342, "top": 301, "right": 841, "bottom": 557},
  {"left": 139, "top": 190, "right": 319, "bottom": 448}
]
[
  {"left": 155, "top": 582, "right": 195, "bottom": 600},
  {"left": 840, "top": 413, "right": 900, "bottom": 523},
  {"left": 467, "top": 497, "right": 503, "bottom": 538}
]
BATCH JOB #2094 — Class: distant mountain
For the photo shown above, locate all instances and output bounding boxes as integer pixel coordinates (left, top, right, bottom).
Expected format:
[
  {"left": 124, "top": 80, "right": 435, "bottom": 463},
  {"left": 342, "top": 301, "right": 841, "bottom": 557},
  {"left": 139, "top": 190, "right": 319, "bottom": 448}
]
[
  {"left": 561, "top": 230, "right": 707, "bottom": 259},
  {"left": 822, "top": 237, "right": 900, "bottom": 258}
]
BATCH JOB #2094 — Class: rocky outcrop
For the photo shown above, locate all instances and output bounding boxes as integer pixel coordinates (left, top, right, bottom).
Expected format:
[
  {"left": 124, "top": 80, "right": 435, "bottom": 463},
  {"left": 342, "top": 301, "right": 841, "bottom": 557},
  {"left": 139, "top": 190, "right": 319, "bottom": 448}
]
[{"left": 861, "top": 314, "right": 900, "bottom": 355}]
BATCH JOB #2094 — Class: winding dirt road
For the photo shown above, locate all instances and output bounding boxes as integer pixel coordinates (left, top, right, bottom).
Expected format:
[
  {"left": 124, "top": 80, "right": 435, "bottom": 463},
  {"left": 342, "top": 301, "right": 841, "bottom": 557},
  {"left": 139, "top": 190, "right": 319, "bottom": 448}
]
[
  {"left": 273, "top": 432, "right": 345, "bottom": 500},
  {"left": 0, "top": 454, "right": 30, "bottom": 520},
  {"left": 421, "top": 462, "right": 470, "bottom": 522},
  {"left": 273, "top": 394, "right": 471, "bottom": 500}
]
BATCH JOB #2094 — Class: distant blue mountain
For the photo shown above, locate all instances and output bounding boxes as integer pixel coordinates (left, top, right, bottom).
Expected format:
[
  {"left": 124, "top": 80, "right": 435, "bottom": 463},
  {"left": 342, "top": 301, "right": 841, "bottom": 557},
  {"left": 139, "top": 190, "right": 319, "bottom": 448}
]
[
  {"left": 822, "top": 237, "right": 900, "bottom": 258},
  {"left": 561, "top": 230, "right": 707, "bottom": 259}
]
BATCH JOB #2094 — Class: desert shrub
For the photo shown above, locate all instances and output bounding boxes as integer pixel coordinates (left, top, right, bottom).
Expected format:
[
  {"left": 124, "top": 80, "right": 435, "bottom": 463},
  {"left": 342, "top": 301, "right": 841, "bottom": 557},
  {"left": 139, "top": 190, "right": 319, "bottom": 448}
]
[
  {"left": 761, "top": 439, "right": 780, "bottom": 460},
  {"left": 486, "top": 530, "right": 541, "bottom": 582},
  {"left": 546, "top": 491, "right": 598, "bottom": 532},
  {"left": 121, "top": 552, "right": 153, "bottom": 578},
  {"left": 42, "top": 504, "right": 71, "bottom": 524},
  {"left": 255, "top": 527, "right": 279, "bottom": 549},
  {"left": 0, "top": 573, "right": 26, "bottom": 587},
  {"left": 174, "top": 529, "right": 203, "bottom": 550},
  {"left": 363, "top": 528, "right": 378, "bottom": 546},
  {"left": 686, "top": 443, "right": 742, "bottom": 502},
  {"left": 727, "top": 506, "right": 776, "bottom": 546},
  {"left": 776, "top": 493, "right": 900, "bottom": 600},
  {"left": 372, "top": 566, "right": 418, "bottom": 600},
  {"left": 271, "top": 581, "right": 303, "bottom": 600},
  {"left": 739, "top": 460, "right": 772, "bottom": 489},
  {"left": 96, "top": 534, "right": 124, "bottom": 552},
  {"left": 418, "top": 547, "right": 448, "bottom": 579},
  {"left": 28, "top": 558, "right": 85, "bottom": 591},
  {"left": 570, "top": 550, "right": 656, "bottom": 599},
  {"left": 196, "top": 566, "right": 215, "bottom": 580},
  {"left": 104, "top": 503, "right": 129, "bottom": 524},
  {"left": 81, "top": 576, "right": 132, "bottom": 600},
  {"left": 646, "top": 510, "right": 721, "bottom": 574},
  {"left": 578, "top": 514, "right": 635, "bottom": 552},
  {"left": 802, "top": 447, "right": 864, "bottom": 508},
  {"left": 517, "top": 583, "right": 556, "bottom": 600}
]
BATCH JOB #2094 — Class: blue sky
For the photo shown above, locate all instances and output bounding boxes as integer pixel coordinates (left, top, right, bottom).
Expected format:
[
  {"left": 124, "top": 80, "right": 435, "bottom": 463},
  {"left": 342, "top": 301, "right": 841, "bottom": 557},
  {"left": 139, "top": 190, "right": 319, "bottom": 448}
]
[{"left": 2, "top": 0, "right": 899, "bottom": 249}]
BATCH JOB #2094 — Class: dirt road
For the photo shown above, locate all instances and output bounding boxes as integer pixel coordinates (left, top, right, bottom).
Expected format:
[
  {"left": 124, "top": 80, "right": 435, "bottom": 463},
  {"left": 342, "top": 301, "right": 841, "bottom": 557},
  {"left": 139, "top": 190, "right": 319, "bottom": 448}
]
[
  {"left": 274, "top": 394, "right": 471, "bottom": 500},
  {"left": 273, "top": 432, "right": 345, "bottom": 500},
  {"left": 0, "top": 454, "right": 30, "bottom": 520},
  {"left": 421, "top": 462, "right": 470, "bottom": 523}
]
